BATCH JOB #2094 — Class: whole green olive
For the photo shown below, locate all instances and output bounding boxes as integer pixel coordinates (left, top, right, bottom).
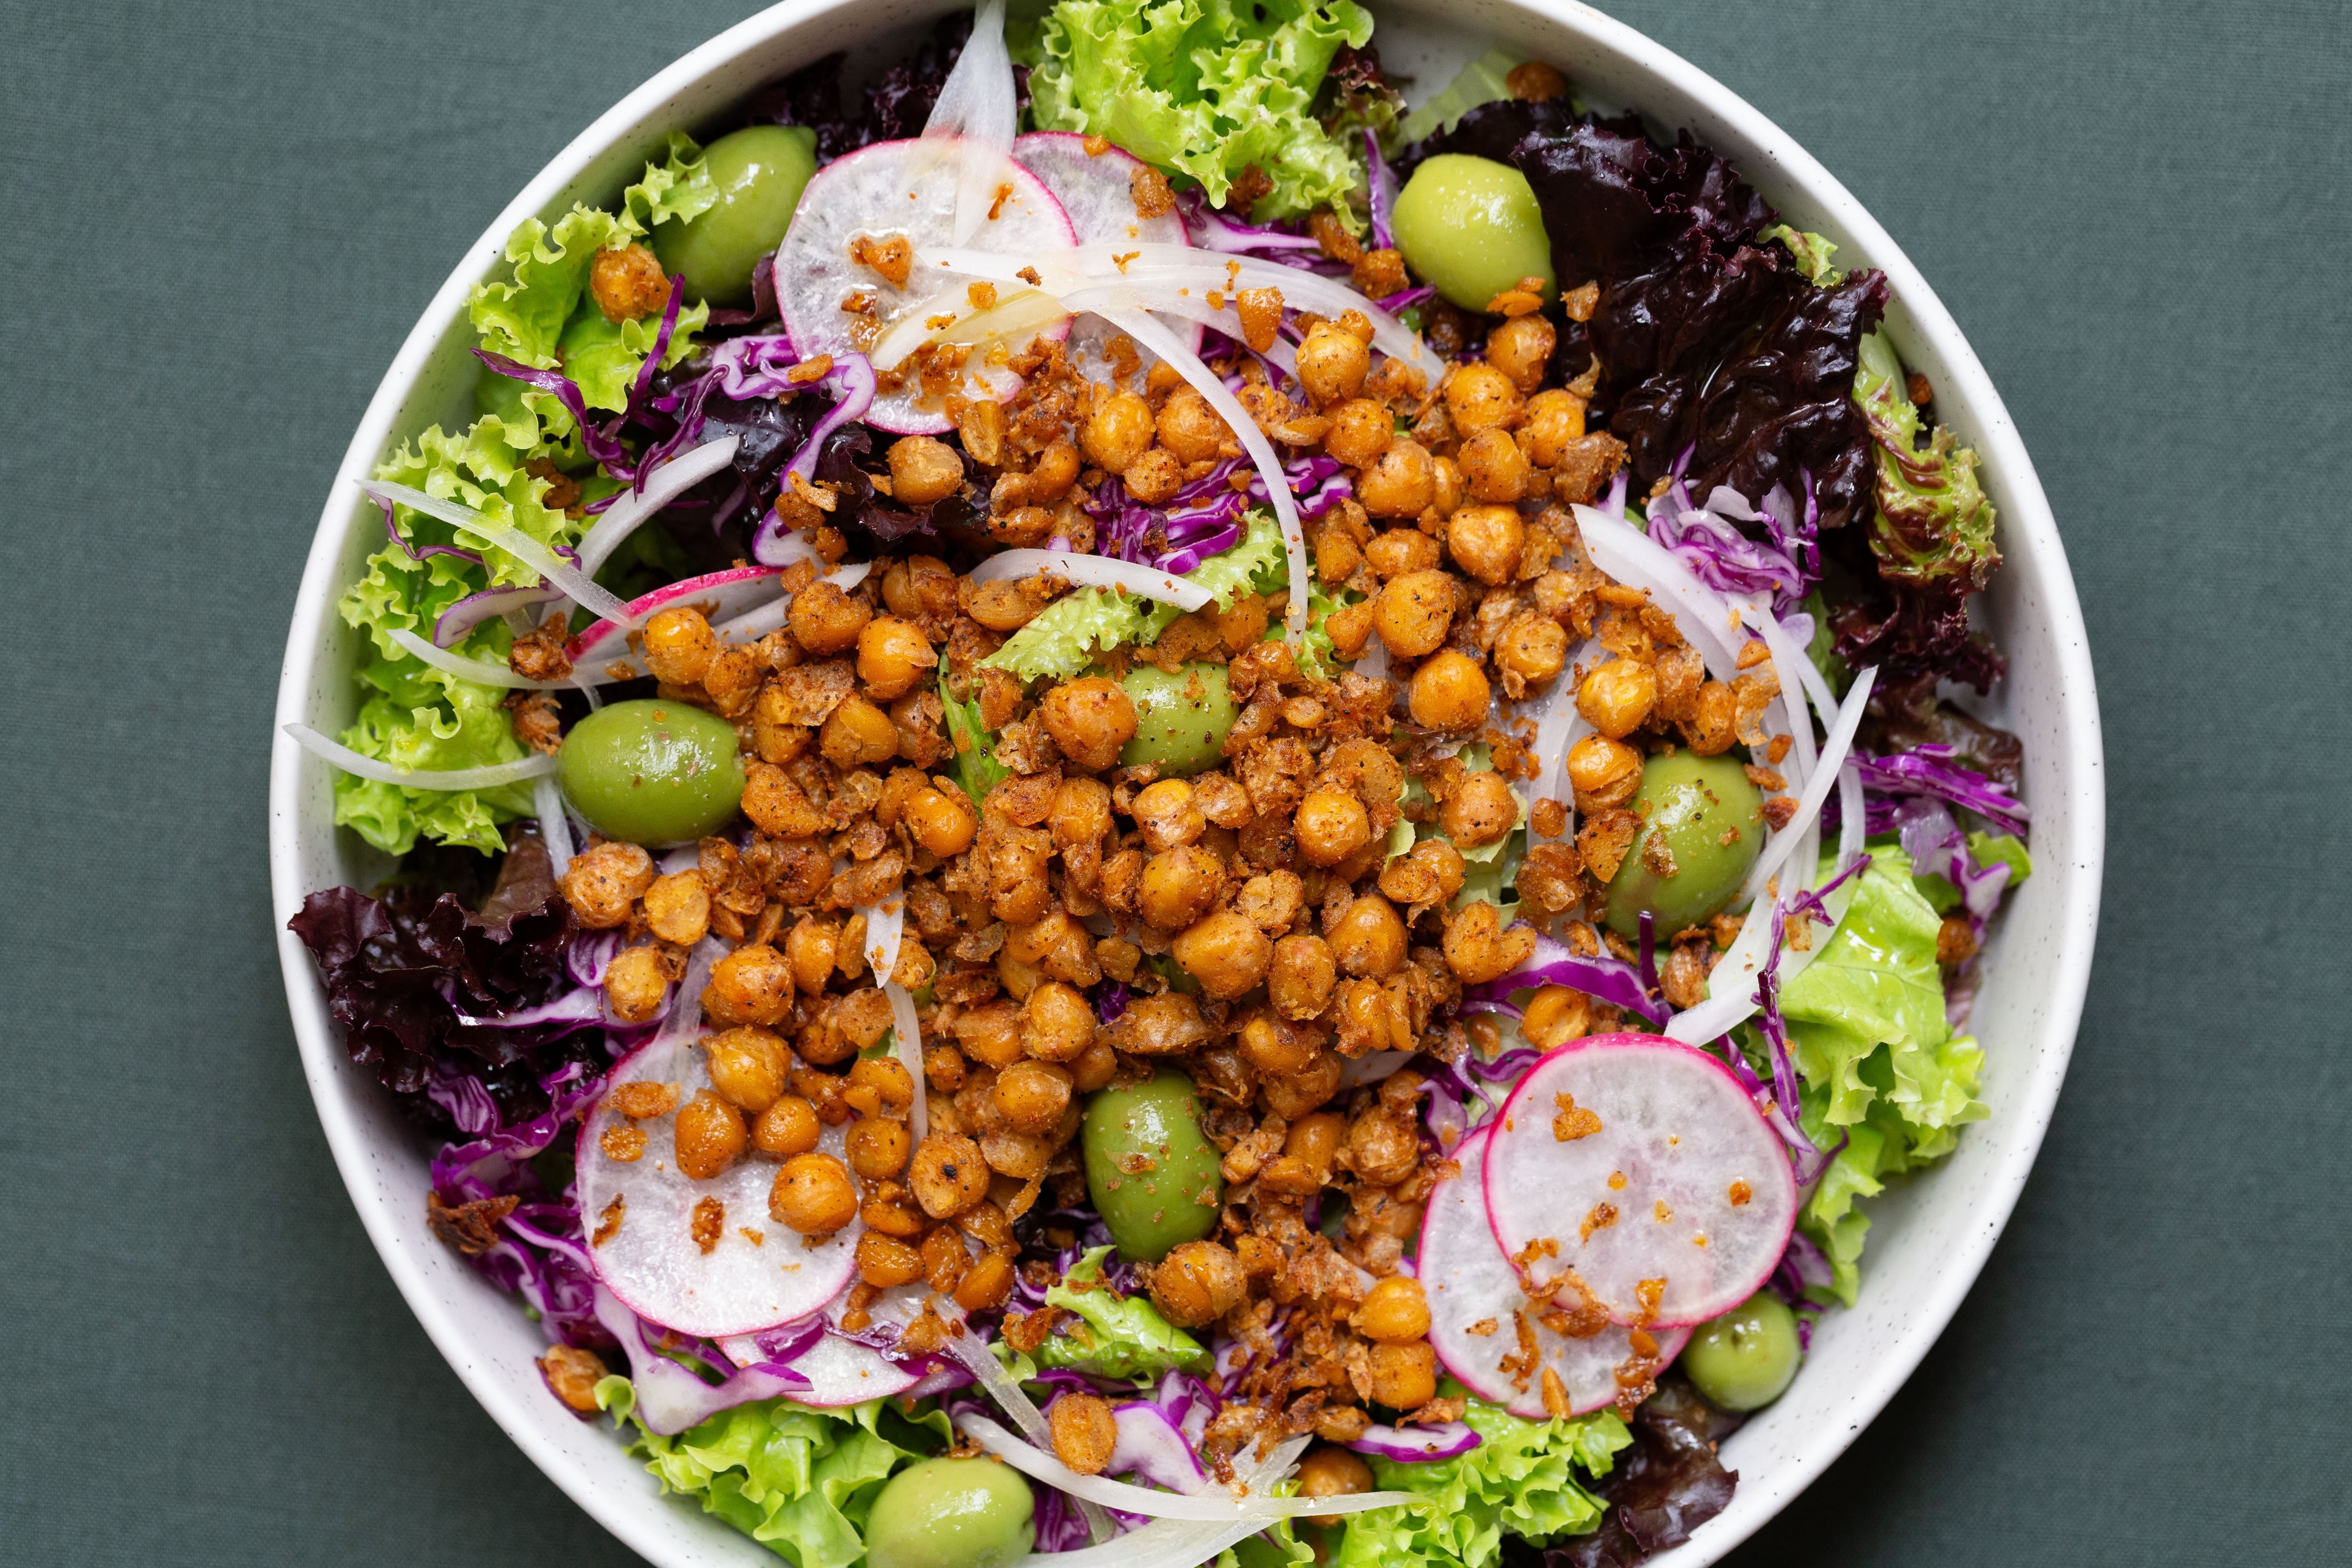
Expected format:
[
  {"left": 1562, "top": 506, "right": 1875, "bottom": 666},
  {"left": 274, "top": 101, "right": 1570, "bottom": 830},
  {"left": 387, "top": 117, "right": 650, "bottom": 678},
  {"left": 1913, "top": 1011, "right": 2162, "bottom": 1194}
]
[
  {"left": 1118, "top": 662, "right": 1237, "bottom": 777},
  {"left": 652, "top": 125, "right": 818, "bottom": 306},
  {"left": 557, "top": 698, "right": 745, "bottom": 847},
  {"left": 1678, "top": 1290, "right": 1802, "bottom": 1411},
  {"left": 1082, "top": 1069, "right": 1223, "bottom": 1262},
  {"left": 1391, "top": 153, "right": 1556, "bottom": 310},
  {"left": 1602, "top": 752, "right": 1764, "bottom": 938},
  {"left": 863, "top": 1457, "right": 1035, "bottom": 1568}
]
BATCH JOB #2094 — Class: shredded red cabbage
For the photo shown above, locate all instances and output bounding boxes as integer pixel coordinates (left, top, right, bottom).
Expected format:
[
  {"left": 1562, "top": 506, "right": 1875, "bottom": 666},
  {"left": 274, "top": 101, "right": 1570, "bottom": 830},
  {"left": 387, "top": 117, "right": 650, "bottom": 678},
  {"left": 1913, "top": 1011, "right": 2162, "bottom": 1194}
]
[
  {"left": 1848, "top": 744, "right": 2030, "bottom": 836},
  {"left": 1461, "top": 927, "right": 1668, "bottom": 1025}
]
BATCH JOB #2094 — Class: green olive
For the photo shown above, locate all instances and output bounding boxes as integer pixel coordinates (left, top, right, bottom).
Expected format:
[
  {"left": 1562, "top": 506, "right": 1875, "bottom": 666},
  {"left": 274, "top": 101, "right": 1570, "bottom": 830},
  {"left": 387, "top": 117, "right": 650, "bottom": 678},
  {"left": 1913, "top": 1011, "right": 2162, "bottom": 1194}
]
[
  {"left": 1602, "top": 752, "right": 1764, "bottom": 938},
  {"left": 651, "top": 125, "right": 818, "bottom": 306},
  {"left": 1082, "top": 1069, "right": 1223, "bottom": 1262},
  {"left": 1391, "top": 154, "right": 1556, "bottom": 311},
  {"left": 557, "top": 698, "right": 745, "bottom": 847},
  {"left": 1118, "top": 662, "right": 1236, "bottom": 776},
  {"left": 863, "top": 1457, "right": 1035, "bottom": 1568},
  {"left": 1678, "top": 1291, "right": 1802, "bottom": 1411}
]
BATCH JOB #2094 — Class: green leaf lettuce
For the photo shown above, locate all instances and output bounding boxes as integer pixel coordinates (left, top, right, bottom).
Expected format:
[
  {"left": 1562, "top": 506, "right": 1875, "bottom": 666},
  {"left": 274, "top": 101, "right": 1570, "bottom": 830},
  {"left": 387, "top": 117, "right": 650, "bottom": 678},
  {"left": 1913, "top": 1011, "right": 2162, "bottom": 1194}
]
[
  {"left": 1035, "top": 1245, "right": 1211, "bottom": 1380},
  {"left": 1852, "top": 331, "right": 1998, "bottom": 591}
]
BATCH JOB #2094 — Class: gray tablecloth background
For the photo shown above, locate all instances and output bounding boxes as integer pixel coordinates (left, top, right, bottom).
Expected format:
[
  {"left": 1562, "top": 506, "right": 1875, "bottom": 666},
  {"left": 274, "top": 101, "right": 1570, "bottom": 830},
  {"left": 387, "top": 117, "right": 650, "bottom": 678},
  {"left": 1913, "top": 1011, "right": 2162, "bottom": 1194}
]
[{"left": 4, "top": 0, "right": 2345, "bottom": 1561}]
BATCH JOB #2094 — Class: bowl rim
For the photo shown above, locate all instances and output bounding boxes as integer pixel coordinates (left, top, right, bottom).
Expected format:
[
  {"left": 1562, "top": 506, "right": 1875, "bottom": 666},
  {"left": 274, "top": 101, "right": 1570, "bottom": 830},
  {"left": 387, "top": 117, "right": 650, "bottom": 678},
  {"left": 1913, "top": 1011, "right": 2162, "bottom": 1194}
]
[{"left": 268, "top": 1, "right": 2106, "bottom": 1562}]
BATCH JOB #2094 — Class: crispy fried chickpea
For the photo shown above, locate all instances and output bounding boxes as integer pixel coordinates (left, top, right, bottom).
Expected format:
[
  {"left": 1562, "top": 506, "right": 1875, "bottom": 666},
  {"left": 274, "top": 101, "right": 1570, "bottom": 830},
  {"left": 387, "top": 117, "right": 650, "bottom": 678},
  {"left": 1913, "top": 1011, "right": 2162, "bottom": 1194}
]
[
  {"left": 1025, "top": 981, "right": 1099, "bottom": 1064},
  {"left": 1443, "top": 898, "right": 1537, "bottom": 986},
  {"left": 789, "top": 580, "right": 871, "bottom": 655},
  {"left": 611, "top": 1081, "right": 678, "bottom": 1120},
  {"left": 1052, "top": 775, "right": 1115, "bottom": 846},
  {"left": 846, "top": 1115, "right": 913, "bottom": 1179},
  {"left": 1358, "top": 437, "right": 1436, "bottom": 518},
  {"left": 1157, "top": 387, "right": 1232, "bottom": 464},
  {"left": 821, "top": 694, "right": 902, "bottom": 766},
  {"left": 787, "top": 916, "right": 841, "bottom": 995},
  {"left": 540, "top": 1344, "right": 611, "bottom": 1412},
  {"left": 861, "top": 1184, "right": 927, "bottom": 1238},
  {"left": 1327, "top": 893, "right": 1407, "bottom": 977},
  {"left": 1294, "top": 788, "right": 1372, "bottom": 867},
  {"left": 1173, "top": 910, "right": 1273, "bottom": 1001},
  {"left": 954, "top": 1000, "right": 1026, "bottom": 1069},
  {"left": 1355, "top": 1276, "right": 1433, "bottom": 1343},
  {"left": 1566, "top": 733, "right": 1644, "bottom": 810},
  {"left": 1440, "top": 772, "right": 1519, "bottom": 849},
  {"left": 856, "top": 615, "right": 934, "bottom": 700},
  {"left": 641, "top": 605, "right": 719, "bottom": 686},
  {"left": 1367, "top": 1340, "right": 1439, "bottom": 1409},
  {"left": 703, "top": 943, "right": 794, "bottom": 1027},
  {"left": 1324, "top": 397, "right": 1393, "bottom": 467},
  {"left": 854, "top": 1231, "right": 926, "bottom": 1288},
  {"left": 908, "top": 1133, "right": 991, "bottom": 1218},
  {"left": 921, "top": 1227, "right": 971, "bottom": 1292},
  {"left": 1140, "top": 844, "right": 1226, "bottom": 931},
  {"left": 1123, "top": 446, "right": 1184, "bottom": 504},
  {"left": 1518, "top": 389, "right": 1588, "bottom": 468},
  {"left": 604, "top": 945, "right": 674, "bottom": 1024},
  {"left": 703, "top": 646, "right": 762, "bottom": 717},
  {"left": 1458, "top": 428, "right": 1533, "bottom": 505},
  {"left": 992, "top": 1060, "right": 1074, "bottom": 1135},
  {"left": 953, "top": 1250, "right": 1018, "bottom": 1311},
  {"left": 769, "top": 1151, "right": 859, "bottom": 1234},
  {"left": 902, "top": 785, "right": 978, "bottom": 856},
  {"left": 882, "top": 553, "right": 958, "bottom": 621},
  {"left": 1364, "top": 528, "right": 1440, "bottom": 581},
  {"left": 675, "top": 1089, "right": 748, "bottom": 1180},
  {"left": 1266, "top": 934, "right": 1338, "bottom": 1021},
  {"left": 1444, "top": 361, "right": 1522, "bottom": 436},
  {"left": 1081, "top": 390, "right": 1156, "bottom": 475},
  {"left": 1484, "top": 313, "right": 1558, "bottom": 393},
  {"left": 1374, "top": 568, "right": 1456, "bottom": 657},
  {"left": 1431, "top": 454, "right": 1466, "bottom": 519},
  {"left": 1447, "top": 502, "right": 1526, "bottom": 585},
  {"left": 1149, "top": 1239, "right": 1247, "bottom": 1328},
  {"left": 834, "top": 987, "right": 898, "bottom": 1054},
  {"left": 1285, "top": 1109, "right": 1345, "bottom": 1178},
  {"left": 1237, "top": 1011, "right": 1321, "bottom": 1076},
  {"left": 1409, "top": 649, "right": 1493, "bottom": 730},
  {"left": 704, "top": 1026, "right": 789, "bottom": 1114},
  {"left": 1070, "top": 1038, "right": 1118, "bottom": 1093},
  {"left": 589, "top": 241, "right": 670, "bottom": 322},
  {"left": 886, "top": 435, "right": 965, "bottom": 507},
  {"left": 849, "top": 1054, "right": 916, "bottom": 1115},
  {"left": 1520, "top": 985, "right": 1594, "bottom": 1049},
  {"left": 559, "top": 841, "right": 654, "bottom": 929},
  {"left": 1039, "top": 677, "right": 1138, "bottom": 772},
  {"left": 1296, "top": 319, "right": 1372, "bottom": 404},
  {"left": 1049, "top": 1392, "right": 1120, "bottom": 1476},
  {"left": 641, "top": 869, "right": 711, "bottom": 946},
  {"left": 1346, "top": 1108, "right": 1421, "bottom": 1186},
  {"left": 1680, "top": 680, "right": 1740, "bottom": 756},
  {"left": 751, "top": 1093, "right": 821, "bottom": 1157},
  {"left": 1378, "top": 836, "right": 1467, "bottom": 910},
  {"left": 1260, "top": 1050, "right": 1343, "bottom": 1120},
  {"left": 1132, "top": 778, "right": 1206, "bottom": 851},
  {"left": 1496, "top": 614, "right": 1569, "bottom": 693},
  {"left": 1577, "top": 657, "right": 1658, "bottom": 739},
  {"left": 1295, "top": 1446, "right": 1375, "bottom": 1498}
]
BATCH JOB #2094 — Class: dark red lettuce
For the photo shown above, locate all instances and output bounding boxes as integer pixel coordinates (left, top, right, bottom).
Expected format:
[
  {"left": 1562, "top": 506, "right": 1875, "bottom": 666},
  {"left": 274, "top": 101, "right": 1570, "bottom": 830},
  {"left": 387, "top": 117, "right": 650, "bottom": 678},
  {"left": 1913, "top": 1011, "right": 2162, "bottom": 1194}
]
[
  {"left": 1514, "top": 1376, "right": 1742, "bottom": 1568},
  {"left": 740, "top": 14, "right": 975, "bottom": 164}
]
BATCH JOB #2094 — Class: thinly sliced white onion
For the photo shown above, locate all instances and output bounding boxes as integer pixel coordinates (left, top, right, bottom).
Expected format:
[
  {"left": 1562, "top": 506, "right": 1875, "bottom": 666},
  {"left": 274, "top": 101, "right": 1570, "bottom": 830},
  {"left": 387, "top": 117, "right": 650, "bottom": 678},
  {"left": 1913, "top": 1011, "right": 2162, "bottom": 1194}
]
[
  {"left": 957, "top": 1414, "right": 1418, "bottom": 1520},
  {"left": 870, "top": 285, "right": 1070, "bottom": 374},
  {"left": 1744, "top": 665, "right": 1876, "bottom": 902},
  {"left": 1058, "top": 283, "right": 1301, "bottom": 382},
  {"left": 884, "top": 981, "right": 928, "bottom": 1148},
  {"left": 1572, "top": 504, "right": 1745, "bottom": 677},
  {"left": 1772, "top": 621, "right": 1869, "bottom": 876},
  {"left": 715, "top": 561, "right": 875, "bottom": 643},
  {"left": 916, "top": 0, "right": 1017, "bottom": 247},
  {"left": 1526, "top": 636, "right": 1602, "bottom": 836},
  {"left": 1340, "top": 1050, "right": 1414, "bottom": 1088},
  {"left": 969, "top": 548, "right": 1213, "bottom": 610},
  {"left": 361, "top": 479, "right": 632, "bottom": 625},
  {"left": 388, "top": 627, "right": 566, "bottom": 691},
  {"left": 573, "top": 437, "right": 742, "bottom": 578},
  {"left": 1006, "top": 1437, "right": 1310, "bottom": 1568},
  {"left": 532, "top": 772, "right": 574, "bottom": 880},
  {"left": 1740, "top": 604, "right": 1821, "bottom": 897},
  {"left": 939, "top": 1327, "right": 1114, "bottom": 1544},
  {"left": 860, "top": 899, "right": 906, "bottom": 981},
  {"left": 282, "top": 723, "right": 558, "bottom": 790}
]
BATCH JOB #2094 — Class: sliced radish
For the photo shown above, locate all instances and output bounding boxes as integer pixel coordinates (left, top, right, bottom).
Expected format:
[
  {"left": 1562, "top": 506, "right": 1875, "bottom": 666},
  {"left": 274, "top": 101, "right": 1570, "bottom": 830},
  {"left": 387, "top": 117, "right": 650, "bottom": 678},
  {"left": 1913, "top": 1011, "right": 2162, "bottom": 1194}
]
[
  {"left": 1422, "top": 1124, "right": 1690, "bottom": 1418},
  {"left": 576, "top": 1030, "right": 861, "bottom": 1338},
  {"left": 772, "top": 136, "right": 1075, "bottom": 435},
  {"left": 1482, "top": 1034, "right": 1797, "bottom": 1330},
  {"left": 717, "top": 1289, "right": 925, "bottom": 1408},
  {"left": 1012, "top": 131, "right": 1199, "bottom": 382},
  {"left": 563, "top": 565, "right": 786, "bottom": 673}
]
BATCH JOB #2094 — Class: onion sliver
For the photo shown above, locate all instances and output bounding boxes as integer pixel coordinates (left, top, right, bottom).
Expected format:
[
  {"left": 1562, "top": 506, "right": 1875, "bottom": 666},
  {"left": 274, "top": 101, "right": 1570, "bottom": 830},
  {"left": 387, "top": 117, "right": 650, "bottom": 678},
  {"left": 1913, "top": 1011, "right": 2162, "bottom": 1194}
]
[
  {"left": 968, "top": 548, "right": 1213, "bottom": 610},
  {"left": 574, "top": 436, "right": 741, "bottom": 578},
  {"left": 936, "top": 1323, "right": 1116, "bottom": 1544},
  {"left": 1742, "top": 664, "right": 1876, "bottom": 902},
  {"left": 955, "top": 1414, "right": 1421, "bottom": 1520},
  {"left": 884, "top": 981, "right": 928, "bottom": 1148},
  {"left": 360, "top": 479, "right": 630, "bottom": 625},
  {"left": 1003, "top": 1437, "right": 1310, "bottom": 1568},
  {"left": 282, "top": 722, "right": 556, "bottom": 791},
  {"left": 387, "top": 627, "right": 566, "bottom": 691},
  {"left": 532, "top": 772, "right": 574, "bottom": 880},
  {"left": 1572, "top": 503, "right": 1744, "bottom": 678},
  {"left": 914, "top": 0, "right": 1017, "bottom": 246},
  {"left": 858, "top": 898, "right": 906, "bottom": 981}
]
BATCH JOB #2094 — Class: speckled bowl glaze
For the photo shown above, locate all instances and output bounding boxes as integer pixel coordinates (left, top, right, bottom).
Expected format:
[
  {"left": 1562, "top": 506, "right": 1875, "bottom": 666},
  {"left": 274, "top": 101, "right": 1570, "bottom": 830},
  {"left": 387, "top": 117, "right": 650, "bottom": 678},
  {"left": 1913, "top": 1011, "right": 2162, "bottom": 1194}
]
[{"left": 270, "top": 3, "right": 2105, "bottom": 1561}]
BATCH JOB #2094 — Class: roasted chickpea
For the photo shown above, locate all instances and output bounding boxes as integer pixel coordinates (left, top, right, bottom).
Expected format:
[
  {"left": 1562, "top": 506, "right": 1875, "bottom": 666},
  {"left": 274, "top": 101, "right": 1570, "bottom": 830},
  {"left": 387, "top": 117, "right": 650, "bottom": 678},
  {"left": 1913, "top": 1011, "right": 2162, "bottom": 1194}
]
[
  {"left": 1259, "top": 1049, "right": 1343, "bottom": 1120},
  {"left": 540, "top": 1344, "right": 612, "bottom": 1413},
  {"left": 1441, "top": 772, "right": 1520, "bottom": 848},
  {"left": 789, "top": 580, "right": 871, "bottom": 655},
  {"left": 704, "top": 1026, "right": 789, "bottom": 1113},
  {"left": 1459, "top": 428, "right": 1533, "bottom": 505},
  {"left": 986, "top": 504, "right": 1057, "bottom": 549},
  {"left": 908, "top": 1134, "right": 992, "bottom": 1218},
  {"left": 769, "top": 1151, "right": 859, "bottom": 1234},
  {"left": 702, "top": 943, "right": 794, "bottom": 1027},
  {"left": 1681, "top": 680, "right": 1740, "bottom": 756},
  {"left": 1362, "top": 528, "right": 1438, "bottom": 581},
  {"left": 954, "top": 1000, "right": 1026, "bottom": 1069},
  {"left": 610, "top": 1081, "right": 679, "bottom": 1120},
  {"left": 1123, "top": 446, "right": 1184, "bottom": 504},
  {"left": 854, "top": 1231, "right": 927, "bottom": 1288},
  {"left": 559, "top": 841, "right": 654, "bottom": 929},
  {"left": 1432, "top": 453, "right": 1466, "bottom": 518},
  {"left": 641, "top": 605, "right": 719, "bottom": 686},
  {"left": 1156, "top": 388, "right": 1232, "bottom": 464},
  {"left": 1235, "top": 1011, "right": 1319, "bottom": 1076},
  {"left": 1485, "top": 313, "right": 1557, "bottom": 393},
  {"left": 1296, "top": 320, "right": 1372, "bottom": 404},
  {"left": 675, "top": 1089, "right": 748, "bottom": 1180},
  {"left": 1324, "top": 397, "right": 1393, "bottom": 467},
  {"left": 786, "top": 916, "right": 841, "bottom": 995},
  {"left": 1520, "top": 985, "right": 1594, "bottom": 1049},
  {"left": 1049, "top": 1391, "right": 1120, "bottom": 1476},
  {"left": 1326, "top": 893, "right": 1408, "bottom": 977},
  {"left": 953, "top": 1250, "right": 1018, "bottom": 1311},
  {"left": 1379, "top": 836, "right": 1467, "bottom": 909},
  {"left": 963, "top": 578, "right": 1038, "bottom": 632},
  {"left": 834, "top": 987, "right": 897, "bottom": 1054},
  {"left": 1374, "top": 568, "right": 1456, "bottom": 657},
  {"left": 702, "top": 646, "right": 762, "bottom": 716},
  {"left": 1518, "top": 389, "right": 1588, "bottom": 468},
  {"left": 1267, "top": 934, "right": 1338, "bottom": 1021},
  {"left": 1070, "top": 1038, "right": 1118, "bottom": 1093},
  {"left": 1051, "top": 775, "right": 1115, "bottom": 845},
  {"left": 886, "top": 435, "right": 964, "bottom": 507},
  {"left": 856, "top": 615, "right": 934, "bottom": 700},
  {"left": 821, "top": 694, "right": 902, "bottom": 767},
  {"left": 1346, "top": 1107, "right": 1421, "bottom": 1186},
  {"left": 1444, "top": 361, "right": 1522, "bottom": 436},
  {"left": 993, "top": 1060, "right": 1074, "bottom": 1135},
  {"left": 1140, "top": 844, "right": 1226, "bottom": 931},
  {"left": 903, "top": 785, "right": 979, "bottom": 856},
  {"left": 1025, "top": 981, "right": 1099, "bottom": 1064},
  {"left": 1082, "top": 390, "right": 1156, "bottom": 475},
  {"left": 1495, "top": 613, "right": 1568, "bottom": 693},
  {"left": 847, "top": 1115, "right": 913, "bottom": 1179},
  {"left": 1358, "top": 437, "right": 1436, "bottom": 518},
  {"left": 1447, "top": 502, "right": 1526, "bottom": 585},
  {"left": 639, "top": 869, "right": 710, "bottom": 946},
  {"left": 1367, "top": 1340, "right": 1439, "bottom": 1409},
  {"left": 1355, "top": 1276, "right": 1433, "bottom": 1343},
  {"left": 1039, "top": 677, "right": 1138, "bottom": 772},
  {"left": 861, "top": 1184, "right": 927, "bottom": 1238},
  {"left": 1295, "top": 1446, "right": 1375, "bottom": 1498},
  {"left": 751, "top": 1093, "right": 821, "bottom": 1157},
  {"left": 882, "top": 554, "right": 959, "bottom": 621},
  {"left": 1173, "top": 911, "right": 1273, "bottom": 1000},
  {"left": 1294, "top": 789, "right": 1372, "bottom": 867},
  {"left": 604, "top": 945, "right": 674, "bottom": 1024},
  {"left": 1566, "top": 732, "right": 1644, "bottom": 810},
  {"left": 1442, "top": 898, "right": 1538, "bottom": 985},
  {"left": 1131, "top": 778, "right": 1206, "bottom": 851},
  {"left": 1409, "top": 649, "right": 1493, "bottom": 730},
  {"left": 1148, "top": 1240, "right": 1247, "bottom": 1327},
  {"left": 1577, "top": 657, "right": 1658, "bottom": 739}
]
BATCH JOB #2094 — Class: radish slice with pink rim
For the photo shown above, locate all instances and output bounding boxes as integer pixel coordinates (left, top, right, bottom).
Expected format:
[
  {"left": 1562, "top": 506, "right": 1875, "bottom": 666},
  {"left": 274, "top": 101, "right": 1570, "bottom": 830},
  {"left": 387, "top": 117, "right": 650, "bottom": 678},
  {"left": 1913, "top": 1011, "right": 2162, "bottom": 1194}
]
[
  {"left": 1011, "top": 131, "right": 1200, "bottom": 381},
  {"left": 563, "top": 564, "right": 790, "bottom": 672},
  {"left": 1482, "top": 1033, "right": 1798, "bottom": 1330},
  {"left": 717, "top": 1291, "right": 925, "bottom": 1408},
  {"left": 1422, "top": 1123, "right": 1689, "bottom": 1418}
]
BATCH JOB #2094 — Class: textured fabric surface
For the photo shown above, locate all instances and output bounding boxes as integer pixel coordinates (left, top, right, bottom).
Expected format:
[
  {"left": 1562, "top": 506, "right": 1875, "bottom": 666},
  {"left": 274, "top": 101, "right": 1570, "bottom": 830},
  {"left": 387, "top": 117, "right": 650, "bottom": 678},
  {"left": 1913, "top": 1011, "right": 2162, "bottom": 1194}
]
[{"left": 1, "top": 0, "right": 2344, "bottom": 1563}]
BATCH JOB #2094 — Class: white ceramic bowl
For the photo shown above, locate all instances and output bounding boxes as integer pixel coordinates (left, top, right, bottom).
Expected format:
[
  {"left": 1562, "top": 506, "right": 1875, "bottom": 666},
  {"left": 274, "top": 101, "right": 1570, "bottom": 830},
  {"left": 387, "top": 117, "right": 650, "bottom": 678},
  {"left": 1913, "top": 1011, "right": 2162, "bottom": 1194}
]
[{"left": 269, "top": 2, "right": 2105, "bottom": 1561}]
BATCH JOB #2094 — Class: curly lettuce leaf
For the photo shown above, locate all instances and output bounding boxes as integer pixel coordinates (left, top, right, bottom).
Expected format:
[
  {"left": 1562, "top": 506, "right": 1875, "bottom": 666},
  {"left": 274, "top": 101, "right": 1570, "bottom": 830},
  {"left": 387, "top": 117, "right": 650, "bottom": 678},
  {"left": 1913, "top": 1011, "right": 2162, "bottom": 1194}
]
[
  {"left": 1018, "top": 0, "right": 1375, "bottom": 220},
  {"left": 1853, "top": 331, "right": 1998, "bottom": 590},
  {"left": 940, "top": 657, "right": 1012, "bottom": 806},
  {"left": 1333, "top": 1394, "right": 1627, "bottom": 1568},
  {"left": 1795, "top": 1053, "right": 1979, "bottom": 1306},
  {"left": 622, "top": 130, "right": 719, "bottom": 236},
  {"left": 596, "top": 1382, "right": 948, "bottom": 1566},
  {"left": 1758, "top": 223, "right": 1843, "bottom": 287},
  {"left": 1036, "top": 1246, "right": 1210, "bottom": 1379}
]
